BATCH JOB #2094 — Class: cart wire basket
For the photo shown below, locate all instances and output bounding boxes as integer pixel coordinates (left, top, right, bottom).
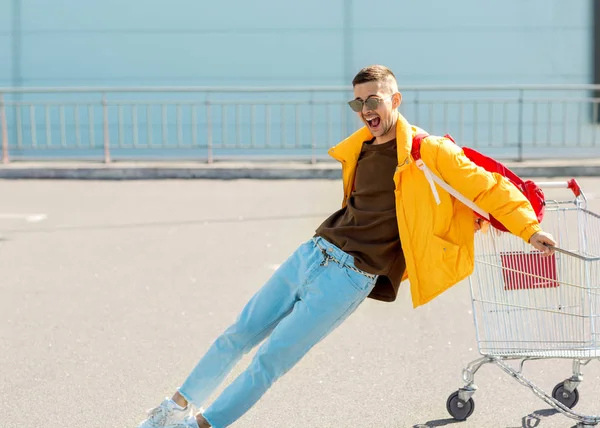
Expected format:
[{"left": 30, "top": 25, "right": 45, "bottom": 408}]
[{"left": 446, "top": 179, "right": 600, "bottom": 427}]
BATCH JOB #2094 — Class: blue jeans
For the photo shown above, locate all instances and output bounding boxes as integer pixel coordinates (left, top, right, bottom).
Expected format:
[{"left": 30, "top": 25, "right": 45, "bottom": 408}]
[{"left": 178, "top": 236, "right": 378, "bottom": 427}]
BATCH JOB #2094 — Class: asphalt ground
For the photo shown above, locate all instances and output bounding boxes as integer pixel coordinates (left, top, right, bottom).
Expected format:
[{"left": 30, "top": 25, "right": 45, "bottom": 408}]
[{"left": 1, "top": 178, "right": 599, "bottom": 428}]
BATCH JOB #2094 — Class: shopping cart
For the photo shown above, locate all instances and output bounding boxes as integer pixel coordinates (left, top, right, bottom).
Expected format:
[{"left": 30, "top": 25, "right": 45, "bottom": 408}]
[{"left": 446, "top": 179, "right": 600, "bottom": 427}]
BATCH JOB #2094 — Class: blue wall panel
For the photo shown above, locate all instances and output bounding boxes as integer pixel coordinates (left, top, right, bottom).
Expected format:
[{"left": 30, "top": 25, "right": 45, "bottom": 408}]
[{"left": 1, "top": 0, "right": 594, "bottom": 160}]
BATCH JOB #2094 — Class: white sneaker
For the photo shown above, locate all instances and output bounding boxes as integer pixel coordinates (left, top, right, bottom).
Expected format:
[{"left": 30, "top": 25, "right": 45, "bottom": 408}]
[{"left": 138, "top": 398, "right": 198, "bottom": 428}]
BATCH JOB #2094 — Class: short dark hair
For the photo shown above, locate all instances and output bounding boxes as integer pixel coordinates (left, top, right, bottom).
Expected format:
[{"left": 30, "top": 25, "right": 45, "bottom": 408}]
[{"left": 352, "top": 65, "right": 397, "bottom": 86}]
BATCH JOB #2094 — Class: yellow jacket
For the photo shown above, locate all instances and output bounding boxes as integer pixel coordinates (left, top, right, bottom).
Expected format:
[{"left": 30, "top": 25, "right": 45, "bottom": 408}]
[{"left": 328, "top": 114, "right": 542, "bottom": 308}]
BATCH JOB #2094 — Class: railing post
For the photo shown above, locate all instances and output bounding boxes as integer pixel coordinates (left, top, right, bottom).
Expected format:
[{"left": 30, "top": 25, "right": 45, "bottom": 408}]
[
  {"left": 414, "top": 90, "right": 420, "bottom": 126},
  {"left": 102, "top": 93, "right": 111, "bottom": 163},
  {"left": 310, "top": 97, "right": 316, "bottom": 164},
  {"left": 206, "top": 100, "right": 213, "bottom": 164},
  {"left": 0, "top": 94, "right": 9, "bottom": 164},
  {"left": 517, "top": 89, "right": 524, "bottom": 162}
]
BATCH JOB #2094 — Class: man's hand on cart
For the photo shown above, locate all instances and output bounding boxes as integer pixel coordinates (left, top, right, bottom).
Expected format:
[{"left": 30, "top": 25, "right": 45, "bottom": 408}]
[{"left": 529, "top": 231, "right": 557, "bottom": 256}]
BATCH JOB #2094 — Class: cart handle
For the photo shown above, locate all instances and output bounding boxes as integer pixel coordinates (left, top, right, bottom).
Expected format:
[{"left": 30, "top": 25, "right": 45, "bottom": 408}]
[
  {"left": 545, "top": 244, "right": 600, "bottom": 261},
  {"left": 534, "top": 179, "right": 582, "bottom": 197}
]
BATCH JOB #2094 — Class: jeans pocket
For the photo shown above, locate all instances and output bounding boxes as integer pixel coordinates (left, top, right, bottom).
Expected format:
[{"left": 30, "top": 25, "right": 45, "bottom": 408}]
[{"left": 341, "top": 265, "right": 373, "bottom": 292}]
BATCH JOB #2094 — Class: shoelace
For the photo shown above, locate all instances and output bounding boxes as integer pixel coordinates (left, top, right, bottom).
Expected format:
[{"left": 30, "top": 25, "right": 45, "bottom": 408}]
[{"left": 146, "top": 404, "right": 170, "bottom": 425}]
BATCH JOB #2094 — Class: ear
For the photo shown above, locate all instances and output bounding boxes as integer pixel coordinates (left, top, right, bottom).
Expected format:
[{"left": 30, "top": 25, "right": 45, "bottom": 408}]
[{"left": 392, "top": 92, "right": 402, "bottom": 109}]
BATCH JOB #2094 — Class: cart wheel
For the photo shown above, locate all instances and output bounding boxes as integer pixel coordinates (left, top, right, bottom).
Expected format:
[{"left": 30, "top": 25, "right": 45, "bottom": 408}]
[
  {"left": 446, "top": 391, "right": 475, "bottom": 421},
  {"left": 552, "top": 382, "right": 579, "bottom": 409}
]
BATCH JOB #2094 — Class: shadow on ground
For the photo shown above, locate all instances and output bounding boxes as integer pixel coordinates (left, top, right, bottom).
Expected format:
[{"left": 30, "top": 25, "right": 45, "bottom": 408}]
[{"left": 414, "top": 408, "right": 563, "bottom": 428}]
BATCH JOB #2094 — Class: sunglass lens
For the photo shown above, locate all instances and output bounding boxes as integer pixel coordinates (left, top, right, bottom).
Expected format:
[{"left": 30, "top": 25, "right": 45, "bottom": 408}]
[
  {"left": 348, "top": 100, "right": 363, "bottom": 112},
  {"left": 364, "top": 98, "right": 380, "bottom": 110}
]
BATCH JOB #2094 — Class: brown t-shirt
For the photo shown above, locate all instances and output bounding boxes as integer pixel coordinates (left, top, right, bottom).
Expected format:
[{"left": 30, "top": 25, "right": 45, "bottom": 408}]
[{"left": 315, "top": 138, "right": 406, "bottom": 302}]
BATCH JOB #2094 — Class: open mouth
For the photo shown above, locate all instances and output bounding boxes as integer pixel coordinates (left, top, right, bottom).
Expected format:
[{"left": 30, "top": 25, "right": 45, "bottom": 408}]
[{"left": 365, "top": 116, "right": 381, "bottom": 130}]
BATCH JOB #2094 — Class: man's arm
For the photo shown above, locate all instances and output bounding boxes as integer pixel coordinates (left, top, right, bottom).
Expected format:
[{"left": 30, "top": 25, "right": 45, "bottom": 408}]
[{"left": 423, "top": 137, "right": 555, "bottom": 252}]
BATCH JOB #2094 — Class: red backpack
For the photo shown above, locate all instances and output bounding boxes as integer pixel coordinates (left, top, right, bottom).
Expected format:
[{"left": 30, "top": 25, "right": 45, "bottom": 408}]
[{"left": 411, "top": 133, "right": 545, "bottom": 232}]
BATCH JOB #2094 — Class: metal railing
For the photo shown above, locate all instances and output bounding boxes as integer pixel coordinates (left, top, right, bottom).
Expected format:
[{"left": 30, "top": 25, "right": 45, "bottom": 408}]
[{"left": 1, "top": 85, "right": 600, "bottom": 164}]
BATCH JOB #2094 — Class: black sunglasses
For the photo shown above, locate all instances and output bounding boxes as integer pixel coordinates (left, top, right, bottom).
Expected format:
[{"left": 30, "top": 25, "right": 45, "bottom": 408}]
[{"left": 347, "top": 95, "right": 393, "bottom": 112}]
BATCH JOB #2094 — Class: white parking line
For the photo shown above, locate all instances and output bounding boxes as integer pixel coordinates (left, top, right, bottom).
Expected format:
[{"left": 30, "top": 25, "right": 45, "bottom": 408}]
[{"left": 0, "top": 213, "right": 48, "bottom": 223}]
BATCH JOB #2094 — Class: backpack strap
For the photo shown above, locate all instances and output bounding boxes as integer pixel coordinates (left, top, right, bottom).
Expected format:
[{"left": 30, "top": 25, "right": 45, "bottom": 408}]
[
  {"left": 411, "top": 133, "right": 441, "bottom": 205},
  {"left": 411, "top": 132, "right": 455, "bottom": 160},
  {"left": 411, "top": 132, "right": 491, "bottom": 221},
  {"left": 411, "top": 133, "right": 429, "bottom": 162}
]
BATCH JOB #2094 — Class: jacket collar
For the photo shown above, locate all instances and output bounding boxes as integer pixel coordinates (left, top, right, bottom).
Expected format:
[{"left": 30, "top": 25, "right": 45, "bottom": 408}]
[{"left": 327, "top": 113, "right": 415, "bottom": 169}]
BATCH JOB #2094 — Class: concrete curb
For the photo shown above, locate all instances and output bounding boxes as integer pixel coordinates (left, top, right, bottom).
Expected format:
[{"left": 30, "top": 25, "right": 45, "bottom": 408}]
[
  {"left": 1, "top": 162, "right": 600, "bottom": 180},
  {"left": 0, "top": 166, "right": 341, "bottom": 180},
  {"left": 508, "top": 164, "right": 600, "bottom": 178}
]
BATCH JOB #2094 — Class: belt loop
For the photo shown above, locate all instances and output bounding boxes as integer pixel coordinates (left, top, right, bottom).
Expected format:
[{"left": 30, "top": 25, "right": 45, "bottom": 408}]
[{"left": 339, "top": 251, "right": 350, "bottom": 266}]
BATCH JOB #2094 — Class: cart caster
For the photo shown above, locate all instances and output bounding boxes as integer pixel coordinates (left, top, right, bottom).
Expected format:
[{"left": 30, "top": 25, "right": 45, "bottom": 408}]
[
  {"left": 446, "top": 391, "right": 475, "bottom": 421},
  {"left": 552, "top": 382, "right": 579, "bottom": 409}
]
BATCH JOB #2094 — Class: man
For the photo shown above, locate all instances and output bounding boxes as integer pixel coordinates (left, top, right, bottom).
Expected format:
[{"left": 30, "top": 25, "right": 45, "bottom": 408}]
[{"left": 138, "top": 65, "right": 556, "bottom": 428}]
